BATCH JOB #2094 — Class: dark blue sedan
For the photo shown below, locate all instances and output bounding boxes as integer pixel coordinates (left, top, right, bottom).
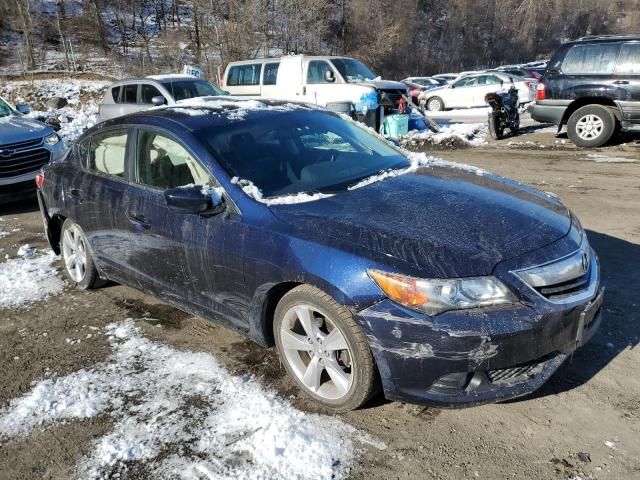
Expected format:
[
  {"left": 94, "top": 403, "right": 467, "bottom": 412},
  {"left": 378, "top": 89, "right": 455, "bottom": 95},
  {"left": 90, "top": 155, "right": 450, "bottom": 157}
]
[{"left": 37, "top": 98, "right": 604, "bottom": 411}]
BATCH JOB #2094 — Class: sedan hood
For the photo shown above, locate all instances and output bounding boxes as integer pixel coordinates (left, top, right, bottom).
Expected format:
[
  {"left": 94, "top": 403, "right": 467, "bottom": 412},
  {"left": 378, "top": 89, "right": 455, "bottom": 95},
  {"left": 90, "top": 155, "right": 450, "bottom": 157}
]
[
  {"left": 271, "top": 165, "right": 571, "bottom": 278},
  {"left": 0, "top": 115, "right": 50, "bottom": 145}
]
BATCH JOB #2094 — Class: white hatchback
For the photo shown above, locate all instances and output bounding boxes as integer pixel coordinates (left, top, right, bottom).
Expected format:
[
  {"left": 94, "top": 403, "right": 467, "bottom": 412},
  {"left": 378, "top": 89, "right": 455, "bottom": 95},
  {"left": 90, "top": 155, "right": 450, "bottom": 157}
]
[{"left": 419, "top": 72, "right": 536, "bottom": 111}]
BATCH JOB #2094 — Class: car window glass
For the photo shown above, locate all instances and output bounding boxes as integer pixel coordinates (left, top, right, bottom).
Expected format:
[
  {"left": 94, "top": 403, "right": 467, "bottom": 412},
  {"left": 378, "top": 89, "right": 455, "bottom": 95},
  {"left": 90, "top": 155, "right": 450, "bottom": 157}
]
[
  {"left": 263, "top": 62, "right": 279, "bottom": 85},
  {"left": 123, "top": 84, "right": 138, "bottom": 104},
  {"left": 136, "top": 130, "right": 211, "bottom": 190},
  {"left": 562, "top": 43, "right": 621, "bottom": 74},
  {"left": 111, "top": 86, "right": 122, "bottom": 104},
  {"left": 455, "top": 77, "right": 477, "bottom": 87},
  {"left": 160, "top": 80, "right": 220, "bottom": 101},
  {"left": 88, "top": 130, "right": 127, "bottom": 178},
  {"left": 307, "top": 61, "right": 333, "bottom": 84},
  {"left": 615, "top": 43, "right": 640, "bottom": 74},
  {"left": 227, "top": 64, "right": 262, "bottom": 86},
  {"left": 140, "top": 84, "right": 162, "bottom": 104}
]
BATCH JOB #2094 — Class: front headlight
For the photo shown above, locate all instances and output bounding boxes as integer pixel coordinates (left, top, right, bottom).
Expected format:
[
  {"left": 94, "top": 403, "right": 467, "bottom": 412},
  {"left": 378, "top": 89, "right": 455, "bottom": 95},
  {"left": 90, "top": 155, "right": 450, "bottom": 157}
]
[
  {"left": 44, "top": 133, "right": 60, "bottom": 146},
  {"left": 368, "top": 270, "right": 517, "bottom": 316}
]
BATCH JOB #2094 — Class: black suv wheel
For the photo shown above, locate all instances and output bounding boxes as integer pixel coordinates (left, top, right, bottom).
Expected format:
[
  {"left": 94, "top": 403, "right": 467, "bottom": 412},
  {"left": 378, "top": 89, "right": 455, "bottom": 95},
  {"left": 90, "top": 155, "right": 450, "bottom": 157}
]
[{"left": 567, "top": 105, "right": 616, "bottom": 148}]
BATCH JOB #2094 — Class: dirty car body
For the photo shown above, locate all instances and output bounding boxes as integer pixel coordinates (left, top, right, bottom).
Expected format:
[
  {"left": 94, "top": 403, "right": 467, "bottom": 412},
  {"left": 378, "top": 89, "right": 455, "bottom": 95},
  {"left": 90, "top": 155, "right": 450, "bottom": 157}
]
[{"left": 37, "top": 99, "right": 603, "bottom": 407}]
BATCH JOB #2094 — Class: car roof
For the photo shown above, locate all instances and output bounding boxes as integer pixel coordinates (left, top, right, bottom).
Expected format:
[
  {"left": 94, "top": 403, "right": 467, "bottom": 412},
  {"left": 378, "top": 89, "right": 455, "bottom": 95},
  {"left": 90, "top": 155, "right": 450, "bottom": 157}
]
[
  {"left": 108, "top": 76, "right": 204, "bottom": 87},
  {"left": 225, "top": 56, "right": 358, "bottom": 67},
  {"left": 80, "top": 97, "right": 324, "bottom": 140},
  {"left": 575, "top": 34, "right": 640, "bottom": 42}
]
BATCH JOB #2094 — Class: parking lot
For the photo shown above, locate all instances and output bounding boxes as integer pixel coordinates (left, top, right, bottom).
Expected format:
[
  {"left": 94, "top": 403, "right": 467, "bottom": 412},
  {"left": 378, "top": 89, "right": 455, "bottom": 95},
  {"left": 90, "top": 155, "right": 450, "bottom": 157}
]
[{"left": 1, "top": 124, "right": 638, "bottom": 479}]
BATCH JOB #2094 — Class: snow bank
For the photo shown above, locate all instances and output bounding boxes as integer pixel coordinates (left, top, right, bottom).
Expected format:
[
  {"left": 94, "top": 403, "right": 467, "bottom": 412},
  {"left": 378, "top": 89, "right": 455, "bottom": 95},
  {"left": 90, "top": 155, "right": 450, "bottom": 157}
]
[
  {"left": 402, "top": 123, "right": 488, "bottom": 148},
  {"left": 0, "top": 320, "right": 382, "bottom": 479},
  {"left": 0, "top": 248, "right": 65, "bottom": 309}
]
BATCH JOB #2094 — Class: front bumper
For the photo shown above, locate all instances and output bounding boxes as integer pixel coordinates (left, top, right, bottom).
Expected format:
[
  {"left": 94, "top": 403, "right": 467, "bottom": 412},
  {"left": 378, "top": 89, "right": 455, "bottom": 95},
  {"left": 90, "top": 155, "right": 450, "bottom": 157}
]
[{"left": 356, "top": 252, "right": 603, "bottom": 408}]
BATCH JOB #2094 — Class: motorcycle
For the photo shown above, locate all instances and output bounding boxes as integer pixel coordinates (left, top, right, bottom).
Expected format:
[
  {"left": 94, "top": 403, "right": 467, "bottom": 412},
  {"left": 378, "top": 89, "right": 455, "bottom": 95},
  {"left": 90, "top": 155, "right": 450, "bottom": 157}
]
[{"left": 485, "top": 82, "right": 520, "bottom": 139}]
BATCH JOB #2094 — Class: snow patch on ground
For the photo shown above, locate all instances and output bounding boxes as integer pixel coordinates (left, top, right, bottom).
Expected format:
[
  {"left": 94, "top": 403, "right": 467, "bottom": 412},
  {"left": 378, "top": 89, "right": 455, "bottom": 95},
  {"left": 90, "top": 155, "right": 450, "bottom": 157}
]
[
  {"left": 0, "top": 320, "right": 382, "bottom": 479},
  {"left": 402, "top": 123, "right": 488, "bottom": 148},
  {"left": 0, "top": 248, "right": 64, "bottom": 309},
  {"left": 583, "top": 154, "right": 638, "bottom": 164}
]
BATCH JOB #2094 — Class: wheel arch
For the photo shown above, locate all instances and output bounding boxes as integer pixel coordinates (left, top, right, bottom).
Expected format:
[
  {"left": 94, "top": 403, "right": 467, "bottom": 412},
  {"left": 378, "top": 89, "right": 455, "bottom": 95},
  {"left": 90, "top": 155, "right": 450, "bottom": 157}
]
[
  {"left": 561, "top": 97, "right": 622, "bottom": 125},
  {"left": 47, "top": 213, "right": 67, "bottom": 255}
]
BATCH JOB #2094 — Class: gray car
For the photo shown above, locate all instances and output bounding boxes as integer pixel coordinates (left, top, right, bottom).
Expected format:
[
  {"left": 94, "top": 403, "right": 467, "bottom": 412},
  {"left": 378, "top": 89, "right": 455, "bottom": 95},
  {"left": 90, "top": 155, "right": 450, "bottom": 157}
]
[
  {"left": 99, "top": 75, "right": 228, "bottom": 121},
  {"left": 0, "top": 96, "right": 65, "bottom": 203}
]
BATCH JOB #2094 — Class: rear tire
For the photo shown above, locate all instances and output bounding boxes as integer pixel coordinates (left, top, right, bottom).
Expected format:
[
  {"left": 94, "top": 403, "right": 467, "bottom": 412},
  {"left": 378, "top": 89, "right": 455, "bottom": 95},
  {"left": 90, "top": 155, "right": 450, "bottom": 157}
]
[
  {"left": 510, "top": 112, "right": 520, "bottom": 134},
  {"left": 567, "top": 105, "right": 615, "bottom": 148},
  {"left": 60, "top": 219, "right": 105, "bottom": 289},
  {"left": 488, "top": 113, "right": 504, "bottom": 139},
  {"left": 273, "top": 285, "right": 378, "bottom": 412}
]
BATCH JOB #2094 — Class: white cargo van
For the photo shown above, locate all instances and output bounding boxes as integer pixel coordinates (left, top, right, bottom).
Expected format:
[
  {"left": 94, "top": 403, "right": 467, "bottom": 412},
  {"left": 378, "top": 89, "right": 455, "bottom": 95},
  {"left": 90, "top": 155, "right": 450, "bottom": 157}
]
[{"left": 222, "top": 55, "right": 409, "bottom": 114}]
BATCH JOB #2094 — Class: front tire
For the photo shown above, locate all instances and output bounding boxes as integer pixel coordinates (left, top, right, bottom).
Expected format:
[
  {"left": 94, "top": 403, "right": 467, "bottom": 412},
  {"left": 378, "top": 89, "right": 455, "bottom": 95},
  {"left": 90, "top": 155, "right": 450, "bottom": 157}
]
[
  {"left": 426, "top": 96, "right": 444, "bottom": 112},
  {"left": 567, "top": 105, "right": 615, "bottom": 148},
  {"left": 273, "top": 285, "right": 378, "bottom": 412},
  {"left": 61, "top": 219, "right": 105, "bottom": 289}
]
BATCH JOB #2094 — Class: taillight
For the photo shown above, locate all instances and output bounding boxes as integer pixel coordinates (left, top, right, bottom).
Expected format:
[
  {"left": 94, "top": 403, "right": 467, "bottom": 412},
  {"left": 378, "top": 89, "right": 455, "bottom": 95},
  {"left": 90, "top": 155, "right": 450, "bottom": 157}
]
[
  {"left": 35, "top": 173, "right": 45, "bottom": 188},
  {"left": 535, "top": 83, "right": 545, "bottom": 101}
]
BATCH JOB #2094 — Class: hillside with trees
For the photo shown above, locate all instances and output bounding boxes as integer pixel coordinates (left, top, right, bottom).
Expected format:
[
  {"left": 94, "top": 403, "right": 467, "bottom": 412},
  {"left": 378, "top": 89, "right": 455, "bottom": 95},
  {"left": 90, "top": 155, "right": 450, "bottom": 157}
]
[{"left": 1, "top": 0, "right": 638, "bottom": 80}]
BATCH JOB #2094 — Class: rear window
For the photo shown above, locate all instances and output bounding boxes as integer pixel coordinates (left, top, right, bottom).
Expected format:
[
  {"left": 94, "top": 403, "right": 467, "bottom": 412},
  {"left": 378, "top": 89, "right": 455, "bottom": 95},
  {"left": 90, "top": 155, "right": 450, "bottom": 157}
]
[
  {"left": 615, "top": 43, "right": 640, "bottom": 74},
  {"left": 111, "top": 86, "right": 122, "bottom": 103},
  {"left": 123, "top": 84, "right": 138, "bottom": 104},
  {"left": 227, "top": 64, "right": 262, "bottom": 86},
  {"left": 561, "top": 43, "right": 621, "bottom": 74},
  {"left": 88, "top": 130, "right": 128, "bottom": 178},
  {"left": 263, "top": 62, "right": 279, "bottom": 85}
]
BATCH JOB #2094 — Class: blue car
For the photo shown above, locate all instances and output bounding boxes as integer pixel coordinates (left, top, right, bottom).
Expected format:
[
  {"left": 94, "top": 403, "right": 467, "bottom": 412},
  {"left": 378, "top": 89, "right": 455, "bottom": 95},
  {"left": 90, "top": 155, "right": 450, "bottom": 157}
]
[
  {"left": 0, "top": 96, "right": 65, "bottom": 203},
  {"left": 37, "top": 98, "right": 604, "bottom": 411}
]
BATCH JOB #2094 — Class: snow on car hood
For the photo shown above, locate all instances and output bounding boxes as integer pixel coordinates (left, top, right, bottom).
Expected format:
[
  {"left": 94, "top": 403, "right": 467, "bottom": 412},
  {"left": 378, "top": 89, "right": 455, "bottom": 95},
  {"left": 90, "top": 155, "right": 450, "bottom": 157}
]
[
  {"left": 360, "top": 80, "right": 409, "bottom": 91},
  {"left": 0, "top": 114, "right": 51, "bottom": 144},
  {"left": 270, "top": 162, "right": 571, "bottom": 278}
]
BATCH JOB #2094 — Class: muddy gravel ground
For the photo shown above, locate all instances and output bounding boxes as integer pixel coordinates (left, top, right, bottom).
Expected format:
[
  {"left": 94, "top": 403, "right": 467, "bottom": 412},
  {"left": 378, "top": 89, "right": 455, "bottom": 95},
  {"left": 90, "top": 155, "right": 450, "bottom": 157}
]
[{"left": 1, "top": 128, "right": 639, "bottom": 480}]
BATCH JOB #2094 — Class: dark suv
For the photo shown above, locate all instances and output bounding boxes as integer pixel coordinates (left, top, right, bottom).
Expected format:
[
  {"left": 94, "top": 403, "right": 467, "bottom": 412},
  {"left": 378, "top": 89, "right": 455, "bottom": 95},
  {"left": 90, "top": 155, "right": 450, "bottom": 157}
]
[{"left": 531, "top": 35, "right": 640, "bottom": 147}]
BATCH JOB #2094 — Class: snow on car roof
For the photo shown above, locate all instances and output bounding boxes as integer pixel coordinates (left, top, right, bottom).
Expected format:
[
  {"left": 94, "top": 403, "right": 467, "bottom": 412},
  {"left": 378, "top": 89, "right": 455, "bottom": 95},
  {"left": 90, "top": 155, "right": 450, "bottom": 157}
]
[{"left": 146, "top": 74, "right": 201, "bottom": 81}]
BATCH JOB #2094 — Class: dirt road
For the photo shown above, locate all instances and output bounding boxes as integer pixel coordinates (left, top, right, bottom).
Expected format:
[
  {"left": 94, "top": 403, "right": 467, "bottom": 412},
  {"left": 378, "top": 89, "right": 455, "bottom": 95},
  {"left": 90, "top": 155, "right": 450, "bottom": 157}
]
[{"left": 1, "top": 129, "right": 638, "bottom": 480}]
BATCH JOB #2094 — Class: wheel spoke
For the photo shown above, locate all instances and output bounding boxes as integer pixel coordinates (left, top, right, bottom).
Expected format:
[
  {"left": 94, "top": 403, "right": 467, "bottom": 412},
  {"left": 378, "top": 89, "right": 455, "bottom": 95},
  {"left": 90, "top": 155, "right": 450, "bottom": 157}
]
[
  {"left": 323, "top": 328, "right": 348, "bottom": 352},
  {"left": 301, "top": 356, "right": 322, "bottom": 392},
  {"left": 75, "top": 261, "right": 83, "bottom": 280},
  {"left": 324, "top": 358, "right": 350, "bottom": 396},
  {"left": 73, "top": 230, "right": 80, "bottom": 250},
  {"left": 296, "top": 306, "right": 318, "bottom": 339},
  {"left": 281, "top": 330, "right": 313, "bottom": 351},
  {"left": 65, "top": 253, "right": 76, "bottom": 270},
  {"left": 63, "top": 230, "right": 74, "bottom": 250}
]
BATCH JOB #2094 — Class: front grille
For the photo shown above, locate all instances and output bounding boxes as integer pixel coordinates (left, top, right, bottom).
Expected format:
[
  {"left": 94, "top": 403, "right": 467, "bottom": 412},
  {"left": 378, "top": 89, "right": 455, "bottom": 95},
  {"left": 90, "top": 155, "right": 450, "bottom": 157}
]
[
  {"left": 535, "top": 271, "right": 590, "bottom": 299},
  {"left": 0, "top": 148, "right": 50, "bottom": 178},
  {"left": 0, "top": 137, "right": 43, "bottom": 150}
]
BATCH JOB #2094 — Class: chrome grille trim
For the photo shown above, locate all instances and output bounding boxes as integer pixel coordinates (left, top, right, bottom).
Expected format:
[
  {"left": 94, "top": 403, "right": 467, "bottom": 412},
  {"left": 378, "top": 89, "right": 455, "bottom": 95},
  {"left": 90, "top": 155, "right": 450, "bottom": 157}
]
[{"left": 512, "top": 233, "right": 598, "bottom": 305}]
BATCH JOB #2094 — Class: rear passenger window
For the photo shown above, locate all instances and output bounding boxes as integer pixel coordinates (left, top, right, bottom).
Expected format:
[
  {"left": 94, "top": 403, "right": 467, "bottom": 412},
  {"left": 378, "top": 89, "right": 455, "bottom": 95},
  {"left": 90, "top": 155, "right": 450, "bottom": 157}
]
[
  {"left": 88, "top": 130, "right": 128, "bottom": 178},
  {"left": 123, "top": 84, "right": 138, "bottom": 103},
  {"left": 562, "top": 43, "right": 621, "bottom": 74},
  {"left": 263, "top": 63, "right": 279, "bottom": 85},
  {"left": 140, "top": 84, "right": 162, "bottom": 104},
  {"left": 136, "top": 130, "right": 211, "bottom": 190},
  {"left": 615, "top": 43, "right": 640, "bottom": 74},
  {"left": 227, "top": 64, "right": 262, "bottom": 86},
  {"left": 111, "top": 86, "right": 122, "bottom": 103}
]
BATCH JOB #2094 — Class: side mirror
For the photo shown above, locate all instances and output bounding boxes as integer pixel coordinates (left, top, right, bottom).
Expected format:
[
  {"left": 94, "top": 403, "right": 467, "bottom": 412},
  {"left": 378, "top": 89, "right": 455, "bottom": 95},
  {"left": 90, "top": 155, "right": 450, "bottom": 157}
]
[
  {"left": 15, "top": 103, "right": 30, "bottom": 114},
  {"left": 164, "top": 185, "right": 225, "bottom": 215},
  {"left": 151, "top": 96, "right": 166, "bottom": 106},
  {"left": 324, "top": 70, "right": 336, "bottom": 83}
]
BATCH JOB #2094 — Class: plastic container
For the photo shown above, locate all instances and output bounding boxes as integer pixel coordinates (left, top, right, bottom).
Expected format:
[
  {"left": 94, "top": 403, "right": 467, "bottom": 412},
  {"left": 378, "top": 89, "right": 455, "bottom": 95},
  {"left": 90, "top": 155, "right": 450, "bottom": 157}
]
[{"left": 383, "top": 114, "right": 409, "bottom": 139}]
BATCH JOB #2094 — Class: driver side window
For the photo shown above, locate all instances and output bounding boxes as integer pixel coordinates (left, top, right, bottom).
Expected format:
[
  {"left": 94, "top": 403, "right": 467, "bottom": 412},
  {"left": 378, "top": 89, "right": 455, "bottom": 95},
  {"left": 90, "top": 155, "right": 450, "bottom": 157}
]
[{"left": 135, "top": 130, "right": 211, "bottom": 190}]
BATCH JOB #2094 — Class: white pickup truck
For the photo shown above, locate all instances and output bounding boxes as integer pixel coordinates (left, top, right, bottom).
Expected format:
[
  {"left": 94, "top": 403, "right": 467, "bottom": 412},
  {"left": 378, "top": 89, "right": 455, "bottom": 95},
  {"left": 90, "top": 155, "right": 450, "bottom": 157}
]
[{"left": 222, "top": 55, "right": 409, "bottom": 116}]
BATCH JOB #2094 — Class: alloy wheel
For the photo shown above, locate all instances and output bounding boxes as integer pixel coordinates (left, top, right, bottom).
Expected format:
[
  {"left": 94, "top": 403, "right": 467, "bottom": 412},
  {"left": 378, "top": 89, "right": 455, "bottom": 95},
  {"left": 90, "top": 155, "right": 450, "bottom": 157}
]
[
  {"left": 62, "top": 225, "right": 87, "bottom": 283},
  {"left": 427, "top": 98, "right": 442, "bottom": 111},
  {"left": 576, "top": 114, "right": 604, "bottom": 141},
  {"left": 280, "top": 304, "right": 353, "bottom": 400}
]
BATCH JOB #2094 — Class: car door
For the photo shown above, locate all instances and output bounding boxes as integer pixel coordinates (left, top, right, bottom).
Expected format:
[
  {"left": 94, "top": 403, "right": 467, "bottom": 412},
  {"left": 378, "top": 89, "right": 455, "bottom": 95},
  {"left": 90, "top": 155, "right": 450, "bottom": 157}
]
[
  {"left": 73, "top": 127, "right": 136, "bottom": 282},
  {"left": 614, "top": 41, "right": 640, "bottom": 122},
  {"left": 115, "top": 83, "right": 142, "bottom": 118},
  {"left": 304, "top": 60, "right": 343, "bottom": 106},
  {"left": 474, "top": 74, "right": 503, "bottom": 106},
  {"left": 260, "top": 62, "right": 280, "bottom": 98},
  {"left": 226, "top": 63, "right": 262, "bottom": 97},
  {"left": 449, "top": 77, "right": 477, "bottom": 108}
]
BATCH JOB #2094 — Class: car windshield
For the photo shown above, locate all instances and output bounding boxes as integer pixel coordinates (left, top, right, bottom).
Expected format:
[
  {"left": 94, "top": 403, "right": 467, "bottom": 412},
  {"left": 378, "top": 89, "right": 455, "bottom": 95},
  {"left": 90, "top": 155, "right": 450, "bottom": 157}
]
[
  {"left": 0, "top": 98, "right": 13, "bottom": 117},
  {"left": 195, "top": 110, "right": 410, "bottom": 198},
  {"left": 160, "top": 79, "right": 225, "bottom": 102},
  {"left": 330, "top": 58, "right": 378, "bottom": 83}
]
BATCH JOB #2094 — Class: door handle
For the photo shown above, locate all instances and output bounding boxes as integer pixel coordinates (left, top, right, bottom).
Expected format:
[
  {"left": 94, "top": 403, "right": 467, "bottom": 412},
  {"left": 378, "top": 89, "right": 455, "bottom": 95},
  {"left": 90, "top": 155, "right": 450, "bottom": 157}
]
[
  {"left": 67, "top": 188, "right": 83, "bottom": 202},
  {"left": 126, "top": 211, "right": 151, "bottom": 229},
  {"left": 613, "top": 80, "right": 629, "bottom": 85}
]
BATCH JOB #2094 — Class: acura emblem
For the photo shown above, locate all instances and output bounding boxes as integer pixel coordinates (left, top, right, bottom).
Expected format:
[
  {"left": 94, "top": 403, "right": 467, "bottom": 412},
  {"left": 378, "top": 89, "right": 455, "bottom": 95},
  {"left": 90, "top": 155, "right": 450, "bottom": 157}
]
[{"left": 582, "top": 252, "right": 589, "bottom": 272}]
